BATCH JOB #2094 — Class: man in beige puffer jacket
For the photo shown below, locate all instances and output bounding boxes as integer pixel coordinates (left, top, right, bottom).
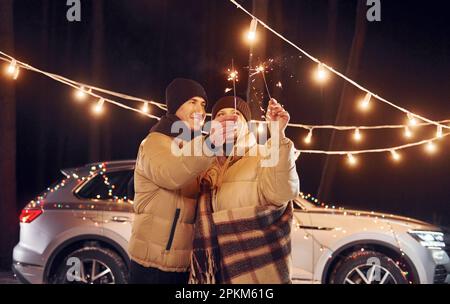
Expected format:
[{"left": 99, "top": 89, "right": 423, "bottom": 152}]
[{"left": 129, "top": 78, "right": 233, "bottom": 284}]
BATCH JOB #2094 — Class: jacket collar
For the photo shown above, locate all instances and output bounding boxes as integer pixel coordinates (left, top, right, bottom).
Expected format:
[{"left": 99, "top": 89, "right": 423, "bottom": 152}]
[{"left": 150, "top": 114, "right": 200, "bottom": 141}]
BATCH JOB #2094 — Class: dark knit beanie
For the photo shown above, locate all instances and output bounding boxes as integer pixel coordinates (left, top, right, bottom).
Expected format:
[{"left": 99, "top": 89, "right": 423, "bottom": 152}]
[
  {"left": 165, "top": 78, "right": 208, "bottom": 114},
  {"left": 212, "top": 96, "right": 252, "bottom": 121}
]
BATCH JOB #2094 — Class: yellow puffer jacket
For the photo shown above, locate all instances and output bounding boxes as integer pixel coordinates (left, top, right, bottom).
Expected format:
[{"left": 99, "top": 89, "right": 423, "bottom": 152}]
[
  {"left": 207, "top": 137, "right": 300, "bottom": 212},
  {"left": 128, "top": 132, "right": 213, "bottom": 272}
]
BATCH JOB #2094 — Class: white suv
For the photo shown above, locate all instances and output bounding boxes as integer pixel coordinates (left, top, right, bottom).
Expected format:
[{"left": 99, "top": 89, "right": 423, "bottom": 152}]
[
  {"left": 12, "top": 160, "right": 450, "bottom": 284},
  {"left": 292, "top": 194, "right": 449, "bottom": 284}
]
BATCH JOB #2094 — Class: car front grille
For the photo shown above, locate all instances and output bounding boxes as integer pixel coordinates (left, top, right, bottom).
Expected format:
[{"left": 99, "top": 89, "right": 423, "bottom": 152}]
[
  {"left": 445, "top": 233, "right": 450, "bottom": 262},
  {"left": 435, "top": 233, "right": 450, "bottom": 284},
  {"left": 434, "top": 265, "right": 448, "bottom": 284}
]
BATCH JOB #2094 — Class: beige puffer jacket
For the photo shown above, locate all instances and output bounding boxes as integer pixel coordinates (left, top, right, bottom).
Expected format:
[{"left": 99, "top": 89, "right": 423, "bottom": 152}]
[
  {"left": 206, "top": 136, "right": 300, "bottom": 212},
  {"left": 128, "top": 132, "right": 213, "bottom": 272}
]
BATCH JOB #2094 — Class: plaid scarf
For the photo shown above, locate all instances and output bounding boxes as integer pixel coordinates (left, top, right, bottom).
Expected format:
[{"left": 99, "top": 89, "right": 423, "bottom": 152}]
[
  {"left": 189, "top": 181, "right": 293, "bottom": 284},
  {"left": 188, "top": 180, "right": 221, "bottom": 284}
]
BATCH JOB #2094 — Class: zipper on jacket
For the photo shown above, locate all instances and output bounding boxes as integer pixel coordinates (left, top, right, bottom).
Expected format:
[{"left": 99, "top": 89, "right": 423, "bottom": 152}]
[{"left": 166, "top": 208, "right": 181, "bottom": 251}]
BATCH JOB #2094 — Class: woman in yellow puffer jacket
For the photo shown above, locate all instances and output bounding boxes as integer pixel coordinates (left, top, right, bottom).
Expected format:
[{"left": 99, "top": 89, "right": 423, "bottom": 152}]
[{"left": 189, "top": 96, "right": 300, "bottom": 284}]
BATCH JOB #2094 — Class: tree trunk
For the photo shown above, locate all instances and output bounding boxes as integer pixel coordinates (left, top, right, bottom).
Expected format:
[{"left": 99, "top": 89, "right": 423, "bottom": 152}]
[
  {"left": 317, "top": 0, "right": 339, "bottom": 184},
  {"left": 322, "top": 0, "right": 339, "bottom": 125},
  {"left": 35, "top": 0, "right": 50, "bottom": 189},
  {"left": 318, "top": 1, "right": 367, "bottom": 202},
  {"left": 89, "top": 0, "right": 107, "bottom": 162},
  {"left": 326, "top": 0, "right": 338, "bottom": 64},
  {"left": 0, "top": 0, "right": 18, "bottom": 269},
  {"left": 56, "top": 6, "right": 75, "bottom": 169}
]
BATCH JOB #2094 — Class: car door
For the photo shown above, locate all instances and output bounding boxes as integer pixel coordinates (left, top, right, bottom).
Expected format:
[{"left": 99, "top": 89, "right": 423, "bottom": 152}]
[
  {"left": 291, "top": 203, "right": 315, "bottom": 283},
  {"left": 81, "top": 168, "right": 135, "bottom": 251}
]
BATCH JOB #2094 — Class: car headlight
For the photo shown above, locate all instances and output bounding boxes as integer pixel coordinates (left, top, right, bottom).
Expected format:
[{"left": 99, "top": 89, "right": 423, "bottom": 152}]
[{"left": 408, "top": 230, "right": 445, "bottom": 249}]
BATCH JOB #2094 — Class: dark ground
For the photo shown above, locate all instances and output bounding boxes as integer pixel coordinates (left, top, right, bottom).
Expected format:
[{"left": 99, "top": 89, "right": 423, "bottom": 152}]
[{"left": 0, "top": 271, "right": 18, "bottom": 284}]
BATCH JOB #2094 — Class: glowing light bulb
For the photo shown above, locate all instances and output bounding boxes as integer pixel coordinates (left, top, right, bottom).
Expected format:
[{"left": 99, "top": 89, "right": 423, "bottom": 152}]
[
  {"left": 390, "top": 150, "right": 401, "bottom": 162},
  {"left": 347, "top": 153, "right": 357, "bottom": 166},
  {"left": 407, "top": 113, "right": 418, "bottom": 127},
  {"left": 426, "top": 141, "right": 436, "bottom": 154},
  {"left": 247, "top": 31, "right": 256, "bottom": 41},
  {"left": 404, "top": 126, "right": 413, "bottom": 138},
  {"left": 315, "top": 63, "right": 328, "bottom": 83},
  {"left": 353, "top": 128, "right": 362, "bottom": 142},
  {"left": 75, "top": 86, "right": 87, "bottom": 101},
  {"left": 6, "top": 61, "right": 16, "bottom": 74},
  {"left": 359, "top": 93, "right": 372, "bottom": 111},
  {"left": 142, "top": 102, "right": 149, "bottom": 113},
  {"left": 93, "top": 98, "right": 105, "bottom": 114},
  {"left": 246, "top": 18, "right": 258, "bottom": 43},
  {"left": 13, "top": 69, "right": 20, "bottom": 80},
  {"left": 304, "top": 129, "right": 313, "bottom": 144},
  {"left": 5, "top": 59, "right": 19, "bottom": 79}
]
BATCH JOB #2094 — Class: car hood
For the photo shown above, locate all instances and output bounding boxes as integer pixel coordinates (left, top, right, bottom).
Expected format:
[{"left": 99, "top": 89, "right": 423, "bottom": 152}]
[{"left": 304, "top": 207, "right": 439, "bottom": 231}]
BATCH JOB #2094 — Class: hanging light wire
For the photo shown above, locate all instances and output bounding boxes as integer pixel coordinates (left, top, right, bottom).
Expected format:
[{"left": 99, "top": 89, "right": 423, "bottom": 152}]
[
  {"left": 2, "top": 52, "right": 448, "bottom": 132},
  {"left": 2, "top": 51, "right": 450, "bottom": 156},
  {"left": 228, "top": 0, "right": 450, "bottom": 130}
]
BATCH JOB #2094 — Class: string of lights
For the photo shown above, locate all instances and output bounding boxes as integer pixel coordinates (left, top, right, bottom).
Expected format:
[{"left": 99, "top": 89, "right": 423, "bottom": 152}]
[
  {"left": 232, "top": 65, "right": 450, "bottom": 160},
  {"left": 288, "top": 120, "right": 450, "bottom": 131},
  {"left": 2, "top": 51, "right": 449, "bottom": 161},
  {"left": 0, "top": 51, "right": 450, "bottom": 135},
  {"left": 0, "top": 51, "right": 167, "bottom": 111},
  {"left": 0, "top": 53, "right": 161, "bottom": 120},
  {"left": 3, "top": 52, "right": 448, "bottom": 134},
  {"left": 298, "top": 132, "right": 448, "bottom": 163},
  {"left": 230, "top": 0, "right": 450, "bottom": 131},
  {"left": 246, "top": 63, "right": 450, "bottom": 141}
]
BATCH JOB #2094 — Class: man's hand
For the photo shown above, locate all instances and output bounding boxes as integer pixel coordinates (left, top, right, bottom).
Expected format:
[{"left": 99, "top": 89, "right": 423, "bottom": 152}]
[{"left": 266, "top": 98, "right": 290, "bottom": 140}]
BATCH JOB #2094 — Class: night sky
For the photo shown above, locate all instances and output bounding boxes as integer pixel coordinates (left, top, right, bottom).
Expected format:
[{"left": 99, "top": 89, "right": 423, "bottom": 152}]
[{"left": 7, "top": 0, "right": 450, "bottom": 226}]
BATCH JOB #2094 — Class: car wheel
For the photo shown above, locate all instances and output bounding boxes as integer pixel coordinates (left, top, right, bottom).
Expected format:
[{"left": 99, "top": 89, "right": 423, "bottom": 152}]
[
  {"left": 330, "top": 250, "right": 408, "bottom": 284},
  {"left": 53, "top": 246, "right": 128, "bottom": 284}
]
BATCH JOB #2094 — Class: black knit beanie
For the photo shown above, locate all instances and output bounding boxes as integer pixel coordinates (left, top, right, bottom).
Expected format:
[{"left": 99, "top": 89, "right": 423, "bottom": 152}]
[
  {"left": 165, "top": 78, "right": 208, "bottom": 114},
  {"left": 212, "top": 96, "right": 252, "bottom": 121}
]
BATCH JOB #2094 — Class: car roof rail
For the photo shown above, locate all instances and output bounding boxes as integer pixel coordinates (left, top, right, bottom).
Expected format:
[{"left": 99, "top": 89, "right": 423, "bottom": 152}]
[{"left": 85, "top": 159, "right": 136, "bottom": 168}]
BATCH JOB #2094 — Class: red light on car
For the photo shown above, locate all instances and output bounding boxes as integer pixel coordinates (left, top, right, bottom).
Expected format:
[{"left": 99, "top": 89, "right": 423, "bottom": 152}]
[{"left": 19, "top": 209, "right": 43, "bottom": 223}]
